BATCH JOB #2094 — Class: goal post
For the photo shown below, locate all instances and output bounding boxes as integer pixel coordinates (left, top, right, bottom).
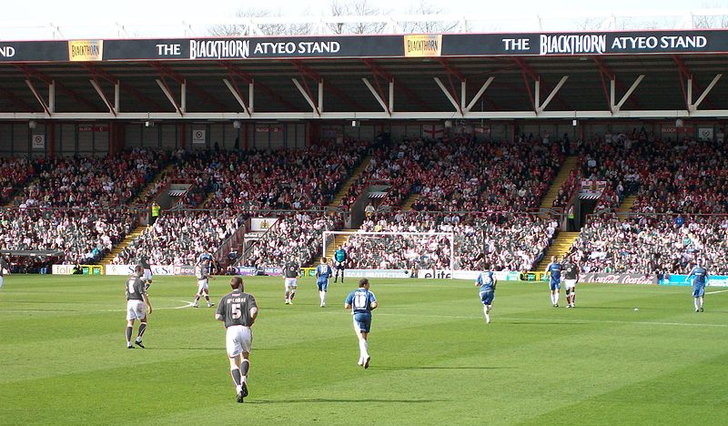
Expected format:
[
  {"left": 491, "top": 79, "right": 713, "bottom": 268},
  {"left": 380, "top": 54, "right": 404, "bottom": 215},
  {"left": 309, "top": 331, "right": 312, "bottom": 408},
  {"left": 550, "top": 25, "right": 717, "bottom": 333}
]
[{"left": 322, "top": 230, "right": 455, "bottom": 272}]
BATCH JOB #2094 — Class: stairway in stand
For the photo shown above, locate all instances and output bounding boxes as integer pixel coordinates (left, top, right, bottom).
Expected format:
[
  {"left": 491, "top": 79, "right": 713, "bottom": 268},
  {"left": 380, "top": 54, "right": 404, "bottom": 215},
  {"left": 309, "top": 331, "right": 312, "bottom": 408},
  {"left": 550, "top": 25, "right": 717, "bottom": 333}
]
[
  {"left": 616, "top": 194, "right": 638, "bottom": 214},
  {"left": 100, "top": 225, "right": 147, "bottom": 265},
  {"left": 4, "top": 176, "right": 40, "bottom": 207},
  {"left": 535, "top": 231, "right": 580, "bottom": 271},
  {"left": 400, "top": 193, "right": 419, "bottom": 211},
  {"left": 539, "top": 156, "right": 579, "bottom": 210},
  {"left": 328, "top": 156, "right": 371, "bottom": 208},
  {"left": 130, "top": 164, "right": 174, "bottom": 205}
]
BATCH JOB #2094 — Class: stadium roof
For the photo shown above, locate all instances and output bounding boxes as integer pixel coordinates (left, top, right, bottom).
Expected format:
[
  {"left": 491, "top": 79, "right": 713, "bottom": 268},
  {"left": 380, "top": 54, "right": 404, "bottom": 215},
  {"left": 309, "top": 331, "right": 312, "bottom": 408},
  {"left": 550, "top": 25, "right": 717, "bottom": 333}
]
[{"left": 0, "top": 30, "right": 727, "bottom": 121}]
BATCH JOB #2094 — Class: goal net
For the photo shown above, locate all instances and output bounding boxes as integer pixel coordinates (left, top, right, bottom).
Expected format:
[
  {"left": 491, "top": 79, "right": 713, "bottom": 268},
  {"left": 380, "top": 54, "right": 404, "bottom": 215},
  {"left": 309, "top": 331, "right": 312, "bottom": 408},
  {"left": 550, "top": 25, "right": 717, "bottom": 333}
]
[{"left": 322, "top": 231, "right": 455, "bottom": 272}]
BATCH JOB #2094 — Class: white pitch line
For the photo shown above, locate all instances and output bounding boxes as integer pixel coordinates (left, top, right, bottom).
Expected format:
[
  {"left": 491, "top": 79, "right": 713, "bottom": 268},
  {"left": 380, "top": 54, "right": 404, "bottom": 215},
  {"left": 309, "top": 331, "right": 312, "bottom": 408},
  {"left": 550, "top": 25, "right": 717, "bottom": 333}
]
[
  {"left": 705, "top": 289, "right": 728, "bottom": 295},
  {"left": 377, "top": 312, "right": 728, "bottom": 328}
]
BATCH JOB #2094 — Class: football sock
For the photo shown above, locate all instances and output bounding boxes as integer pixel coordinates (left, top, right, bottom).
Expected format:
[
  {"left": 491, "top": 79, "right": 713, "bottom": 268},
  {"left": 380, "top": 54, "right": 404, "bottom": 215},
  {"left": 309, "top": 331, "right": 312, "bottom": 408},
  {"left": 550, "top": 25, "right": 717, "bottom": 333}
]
[
  {"left": 194, "top": 295, "right": 200, "bottom": 303},
  {"left": 358, "top": 339, "right": 369, "bottom": 359},
  {"left": 137, "top": 323, "right": 147, "bottom": 340},
  {"left": 240, "top": 359, "right": 250, "bottom": 381},
  {"left": 319, "top": 291, "right": 326, "bottom": 305},
  {"left": 125, "top": 326, "right": 133, "bottom": 344},
  {"left": 231, "top": 369, "right": 242, "bottom": 388},
  {"left": 290, "top": 291, "right": 296, "bottom": 300},
  {"left": 694, "top": 298, "right": 700, "bottom": 310},
  {"left": 284, "top": 291, "right": 289, "bottom": 301}
]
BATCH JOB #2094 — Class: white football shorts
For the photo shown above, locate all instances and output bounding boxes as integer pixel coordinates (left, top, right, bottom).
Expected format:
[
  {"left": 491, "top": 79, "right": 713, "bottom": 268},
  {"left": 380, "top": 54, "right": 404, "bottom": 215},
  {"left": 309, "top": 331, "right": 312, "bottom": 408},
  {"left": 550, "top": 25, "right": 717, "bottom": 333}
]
[
  {"left": 143, "top": 269, "right": 153, "bottom": 281},
  {"left": 197, "top": 279, "right": 209, "bottom": 292},
  {"left": 126, "top": 300, "right": 147, "bottom": 320},
  {"left": 284, "top": 278, "right": 297, "bottom": 289},
  {"left": 226, "top": 325, "right": 253, "bottom": 357},
  {"left": 564, "top": 279, "right": 577, "bottom": 290}
]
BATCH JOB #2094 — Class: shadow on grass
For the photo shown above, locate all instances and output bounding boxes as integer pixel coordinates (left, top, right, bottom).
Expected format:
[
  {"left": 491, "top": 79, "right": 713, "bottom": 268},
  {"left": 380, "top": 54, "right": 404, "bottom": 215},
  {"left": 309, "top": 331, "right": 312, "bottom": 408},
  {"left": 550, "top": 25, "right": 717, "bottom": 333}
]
[
  {"left": 376, "top": 366, "right": 512, "bottom": 371},
  {"left": 505, "top": 321, "right": 589, "bottom": 325},
  {"left": 249, "top": 398, "right": 444, "bottom": 404}
]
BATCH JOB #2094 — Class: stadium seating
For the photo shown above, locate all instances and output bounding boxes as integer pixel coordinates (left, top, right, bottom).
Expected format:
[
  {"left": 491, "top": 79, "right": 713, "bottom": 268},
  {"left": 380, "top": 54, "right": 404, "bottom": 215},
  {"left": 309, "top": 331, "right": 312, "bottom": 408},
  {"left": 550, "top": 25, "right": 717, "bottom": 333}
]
[
  {"left": 0, "top": 157, "right": 36, "bottom": 205},
  {"left": 18, "top": 149, "right": 163, "bottom": 208},
  {"left": 0, "top": 207, "right": 137, "bottom": 265},
  {"left": 570, "top": 213, "right": 728, "bottom": 274},
  {"left": 112, "top": 210, "right": 244, "bottom": 265},
  {"left": 574, "top": 135, "right": 726, "bottom": 214},
  {"left": 242, "top": 212, "right": 343, "bottom": 268},
  {"left": 341, "top": 135, "right": 563, "bottom": 212},
  {"left": 157, "top": 142, "right": 370, "bottom": 211}
]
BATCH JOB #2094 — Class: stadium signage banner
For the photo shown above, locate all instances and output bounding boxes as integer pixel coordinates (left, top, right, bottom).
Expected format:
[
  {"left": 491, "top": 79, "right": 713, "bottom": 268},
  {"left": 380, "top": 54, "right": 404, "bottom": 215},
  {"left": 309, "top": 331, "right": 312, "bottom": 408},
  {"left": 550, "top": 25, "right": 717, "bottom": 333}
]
[
  {"left": 661, "top": 274, "right": 728, "bottom": 287},
  {"left": 580, "top": 273, "right": 656, "bottom": 285},
  {"left": 347, "top": 269, "right": 413, "bottom": 279},
  {"left": 106, "top": 265, "right": 183, "bottom": 275},
  {"left": 0, "top": 41, "right": 68, "bottom": 62},
  {"left": 105, "top": 264, "right": 179, "bottom": 276},
  {"left": 68, "top": 40, "right": 103, "bottom": 61},
  {"left": 450, "top": 270, "right": 521, "bottom": 281},
  {"left": 2, "top": 31, "right": 728, "bottom": 62},
  {"left": 102, "top": 36, "right": 403, "bottom": 60},
  {"left": 250, "top": 217, "right": 278, "bottom": 231},
  {"left": 52, "top": 264, "right": 76, "bottom": 275},
  {"left": 404, "top": 34, "right": 442, "bottom": 57}
]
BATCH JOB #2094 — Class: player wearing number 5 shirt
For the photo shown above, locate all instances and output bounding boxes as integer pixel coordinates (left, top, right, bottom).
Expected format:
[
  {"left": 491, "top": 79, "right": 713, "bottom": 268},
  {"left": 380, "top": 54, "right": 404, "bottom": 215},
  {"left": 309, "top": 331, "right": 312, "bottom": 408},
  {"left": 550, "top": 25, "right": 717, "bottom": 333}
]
[
  {"left": 215, "top": 277, "right": 258, "bottom": 403},
  {"left": 125, "top": 265, "right": 153, "bottom": 349},
  {"left": 344, "top": 278, "right": 378, "bottom": 369}
]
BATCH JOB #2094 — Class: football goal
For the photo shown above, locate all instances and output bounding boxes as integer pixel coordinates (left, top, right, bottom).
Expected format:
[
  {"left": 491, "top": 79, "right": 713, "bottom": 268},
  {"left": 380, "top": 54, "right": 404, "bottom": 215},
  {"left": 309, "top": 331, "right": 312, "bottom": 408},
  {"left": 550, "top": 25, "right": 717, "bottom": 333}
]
[{"left": 322, "top": 231, "right": 455, "bottom": 272}]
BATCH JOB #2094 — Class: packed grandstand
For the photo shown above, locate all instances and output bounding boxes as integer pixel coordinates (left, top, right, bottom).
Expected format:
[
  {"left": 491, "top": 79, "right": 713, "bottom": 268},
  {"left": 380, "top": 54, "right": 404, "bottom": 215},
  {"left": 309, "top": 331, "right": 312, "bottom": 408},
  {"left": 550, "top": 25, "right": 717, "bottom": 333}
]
[
  {"left": 0, "top": 28, "right": 727, "bottom": 280},
  {"left": 1, "top": 131, "right": 726, "bottom": 276}
]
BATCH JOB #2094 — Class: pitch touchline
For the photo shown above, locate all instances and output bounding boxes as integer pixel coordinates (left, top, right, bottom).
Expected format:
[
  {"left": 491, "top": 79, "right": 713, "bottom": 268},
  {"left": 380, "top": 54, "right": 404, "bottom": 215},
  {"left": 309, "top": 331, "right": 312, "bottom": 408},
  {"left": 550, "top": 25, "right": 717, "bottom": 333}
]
[
  {"left": 377, "top": 312, "right": 728, "bottom": 328},
  {"left": 705, "top": 289, "right": 728, "bottom": 295}
]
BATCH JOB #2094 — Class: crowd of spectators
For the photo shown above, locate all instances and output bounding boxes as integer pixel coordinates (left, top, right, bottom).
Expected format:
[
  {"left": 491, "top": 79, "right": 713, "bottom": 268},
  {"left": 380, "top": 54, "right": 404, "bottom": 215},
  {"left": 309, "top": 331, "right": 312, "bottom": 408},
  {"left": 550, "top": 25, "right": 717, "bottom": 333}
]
[
  {"left": 571, "top": 132, "right": 727, "bottom": 214},
  {"left": 0, "top": 207, "right": 137, "bottom": 265},
  {"left": 242, "top": 212, "right": 342, "bottom": 268},
  {"left": 341, "top": 135, "right": 563, "bottom": 213},
  {"left": 154, "top": 142, "right": 369, "bottom": 211},
  {"left": 0, "top": 157, "right": 36, "bottom": 205},
  {"left": 569, "top": 213, "right": 728, "bottom": 275},
  {"left": 630, "top": 138, "right": 728, "bottom": 214},
  {"left": 112, "top": 210, "right": 244, "bottom": 266},
  {"left": 18, "top": 149, "right": 164, "bottom": 208},
  {"left": 342, "top": 212, "right": 556, "bottom": 271}
]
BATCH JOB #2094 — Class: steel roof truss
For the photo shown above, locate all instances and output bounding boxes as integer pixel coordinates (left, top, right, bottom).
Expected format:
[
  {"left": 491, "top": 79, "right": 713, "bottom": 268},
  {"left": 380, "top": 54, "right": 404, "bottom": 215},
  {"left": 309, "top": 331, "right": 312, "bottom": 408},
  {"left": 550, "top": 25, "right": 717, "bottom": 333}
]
[
  {"left": 24, "top": 79, "right": 52, "bottom": 116},
  {"left": 292, "top": 77, "right": 321, "bottom": 115},
  {"left": 155, "top": 78, "right": 184, "bottom": 116},
  {"left": 89, "top": 78, "right": 117, "bottom": 116},
  {"left": 537, "top": 75, "right": 568, "bottom": 114},
  {"left": 612, "top": 74, "right": 644, "bottom": 113},
  {"left": 465, "top": 76, "right": 494, "bottom": 112},
  {"left": 362, "top": 78, "right": 390, "bottom": 114},
  {"left": 222, "top": 78, "right": 252, "bottom": 116},
  {"left": 691, "top": 74, "right": 722, "bottom": 112},
  {"left": 434, "top": 77, "right": 462, "bottom": 115}
]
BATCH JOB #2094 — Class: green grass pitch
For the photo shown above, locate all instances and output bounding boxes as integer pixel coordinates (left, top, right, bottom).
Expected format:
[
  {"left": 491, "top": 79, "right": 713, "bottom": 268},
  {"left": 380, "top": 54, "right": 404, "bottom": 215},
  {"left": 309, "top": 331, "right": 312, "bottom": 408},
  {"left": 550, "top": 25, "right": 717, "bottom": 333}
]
[{"left": 1, "top": 274, "right": 727, "bottom": 425}]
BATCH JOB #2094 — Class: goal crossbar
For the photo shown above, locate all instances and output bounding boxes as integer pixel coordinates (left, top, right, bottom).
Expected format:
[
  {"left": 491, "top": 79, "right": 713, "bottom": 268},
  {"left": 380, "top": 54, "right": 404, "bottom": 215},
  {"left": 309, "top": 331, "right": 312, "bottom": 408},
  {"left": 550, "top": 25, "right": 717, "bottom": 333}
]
[{"left": 322, "top": 230, "right": 455, "bottom": 271}]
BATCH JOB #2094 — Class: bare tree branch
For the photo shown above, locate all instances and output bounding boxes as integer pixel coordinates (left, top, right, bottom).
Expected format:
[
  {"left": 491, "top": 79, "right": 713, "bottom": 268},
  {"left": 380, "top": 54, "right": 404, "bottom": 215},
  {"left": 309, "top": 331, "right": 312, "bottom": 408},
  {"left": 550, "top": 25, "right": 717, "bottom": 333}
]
[
  {"left": 207, "top": 7, "right": 313, "bottom": 36},
  {"left": 401, "top": 0, "right": 458, "bottom": 33}
]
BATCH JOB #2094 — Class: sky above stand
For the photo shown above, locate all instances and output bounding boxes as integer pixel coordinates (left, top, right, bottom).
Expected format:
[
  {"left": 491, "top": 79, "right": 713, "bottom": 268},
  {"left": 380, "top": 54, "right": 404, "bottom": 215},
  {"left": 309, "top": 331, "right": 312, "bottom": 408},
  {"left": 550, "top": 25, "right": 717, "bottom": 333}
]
[{"left": 0, "top": 0, "right": 724, "bottom": 39}]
